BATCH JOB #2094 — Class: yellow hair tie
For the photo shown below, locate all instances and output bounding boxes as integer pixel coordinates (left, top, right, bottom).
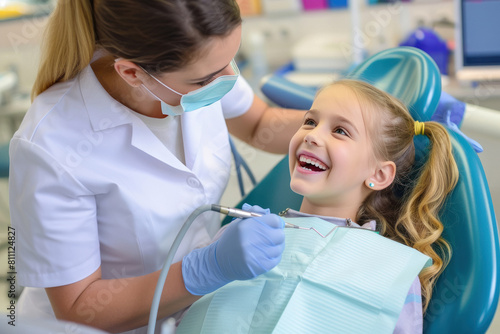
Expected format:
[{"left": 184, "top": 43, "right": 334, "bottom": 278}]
[{"left": 414, "top": 121, "right": 425, "bottom": 136}]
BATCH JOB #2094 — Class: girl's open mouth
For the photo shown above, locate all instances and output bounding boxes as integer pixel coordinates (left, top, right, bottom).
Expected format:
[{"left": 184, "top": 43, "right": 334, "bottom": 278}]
[{"left": 298, "top": 155, "right": 328, "bottom": 172}]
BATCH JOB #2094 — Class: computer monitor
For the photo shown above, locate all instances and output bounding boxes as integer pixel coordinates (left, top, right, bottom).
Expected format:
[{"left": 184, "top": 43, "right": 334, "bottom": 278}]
[{"left": 454, "top": 0, "right": 500, "bottom": 82}]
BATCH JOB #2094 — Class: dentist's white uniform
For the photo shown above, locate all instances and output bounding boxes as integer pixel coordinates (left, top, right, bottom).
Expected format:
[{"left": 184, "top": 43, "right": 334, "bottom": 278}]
[{"left": 9, "top": 63, "right": 254, "bottom": 333}]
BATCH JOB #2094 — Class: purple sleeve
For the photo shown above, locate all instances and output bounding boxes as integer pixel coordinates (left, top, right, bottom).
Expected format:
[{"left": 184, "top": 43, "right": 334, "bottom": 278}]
[{"left": 393, "top": 277, "right": 423, "bottom": 334}]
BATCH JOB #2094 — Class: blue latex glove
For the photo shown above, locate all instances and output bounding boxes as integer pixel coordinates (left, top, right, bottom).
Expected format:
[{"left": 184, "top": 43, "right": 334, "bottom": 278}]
[
  {"left": 432, "top": 92, "right": 483, "bottom": 153},
  {"left": 182, "top": 204, "right": 285, "bottom": 295}
]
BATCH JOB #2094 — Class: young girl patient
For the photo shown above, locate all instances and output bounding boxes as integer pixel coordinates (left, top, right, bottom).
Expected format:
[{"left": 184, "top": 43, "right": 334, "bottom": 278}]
[{"left": 176, "top": 79, "right": 458, "bottom": 333}]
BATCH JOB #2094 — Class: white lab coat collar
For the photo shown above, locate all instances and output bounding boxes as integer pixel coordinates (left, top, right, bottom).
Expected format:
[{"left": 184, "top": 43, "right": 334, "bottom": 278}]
[
  {"left": 78, "top": 65, "right": 194, "bottom": 173},
  {"left": 181, "top": 109, "right": 204, "bottom": 170},
  {"left": 79, "top": 65, "right": 134, "bottom": 132}
]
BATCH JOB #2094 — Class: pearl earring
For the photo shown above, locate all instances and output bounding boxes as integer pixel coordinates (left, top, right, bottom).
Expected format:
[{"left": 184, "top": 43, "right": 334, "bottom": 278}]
[{"left": 369, "top": 183, "right": 375, "bottom": 188}]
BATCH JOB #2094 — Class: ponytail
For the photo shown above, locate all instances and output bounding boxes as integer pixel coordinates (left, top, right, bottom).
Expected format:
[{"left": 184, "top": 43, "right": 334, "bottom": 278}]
[
  {"left": 394, "top": 121, "right": 458, "bottom": 312},
  {"left": 32, "top": 0, "right": 95, "bottom": 100}
]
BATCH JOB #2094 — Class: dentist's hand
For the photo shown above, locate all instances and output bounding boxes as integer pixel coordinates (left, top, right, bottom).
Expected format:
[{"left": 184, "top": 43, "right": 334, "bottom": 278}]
[{"left": 182, "top": 204, "right": 285, "bottom": 295}]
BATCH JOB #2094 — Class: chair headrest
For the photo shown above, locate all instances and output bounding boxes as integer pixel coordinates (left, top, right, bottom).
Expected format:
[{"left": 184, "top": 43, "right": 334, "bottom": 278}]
[{"left": 347, "top": 47, "right": 442, "bottom": 122}]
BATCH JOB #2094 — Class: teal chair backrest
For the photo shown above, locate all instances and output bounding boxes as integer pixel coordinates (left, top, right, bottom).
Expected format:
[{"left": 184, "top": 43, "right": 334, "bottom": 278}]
[
  {"left": 0, "top": 142, "right": 9, "bottom": 178},
  {"left": 226, "top": 47, "right": 499, "bottom": 333}
]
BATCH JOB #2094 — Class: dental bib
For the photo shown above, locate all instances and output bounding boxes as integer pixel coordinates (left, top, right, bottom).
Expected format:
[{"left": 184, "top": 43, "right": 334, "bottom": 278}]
[{"left": 176, "top": 216, "right": 431, "bottom": 334}]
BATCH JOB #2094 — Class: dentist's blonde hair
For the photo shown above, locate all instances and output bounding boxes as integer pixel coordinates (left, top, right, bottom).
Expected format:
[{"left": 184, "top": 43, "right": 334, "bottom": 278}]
[
  {"left": 332, "top": 79, "right": 458, "bottom": 313},
  {"left": 32, "top": 0, "right": 241, "bottom": 100}
]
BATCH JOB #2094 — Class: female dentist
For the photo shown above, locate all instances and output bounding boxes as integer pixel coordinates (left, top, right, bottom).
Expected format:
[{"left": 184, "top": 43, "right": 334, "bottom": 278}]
[{"left": 9, "top": 1, "right": 304, "bottom": 333}]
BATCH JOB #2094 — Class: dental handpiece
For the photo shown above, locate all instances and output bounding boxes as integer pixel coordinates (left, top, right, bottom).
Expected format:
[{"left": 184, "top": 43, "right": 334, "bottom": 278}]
[
  {"left": 210, "top": 204, "right": 307, "bottom": 230},
  {"left": 211, "top": 204, "right": 263, "bottom": 219}
]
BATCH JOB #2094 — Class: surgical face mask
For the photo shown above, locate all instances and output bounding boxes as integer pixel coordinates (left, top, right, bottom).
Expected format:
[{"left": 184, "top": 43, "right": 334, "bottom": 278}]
[{"left": 141, "top": 60, "right": 240, "bottom": 116}]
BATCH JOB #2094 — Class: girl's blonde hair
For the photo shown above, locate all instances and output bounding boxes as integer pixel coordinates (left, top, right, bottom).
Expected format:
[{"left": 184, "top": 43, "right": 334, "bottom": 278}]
[
  {"left": 32, "top": 0, "right": 241, "bottom": 100},
  {"left": 333, "top": 79, "right": 459, "bottom": 313}
]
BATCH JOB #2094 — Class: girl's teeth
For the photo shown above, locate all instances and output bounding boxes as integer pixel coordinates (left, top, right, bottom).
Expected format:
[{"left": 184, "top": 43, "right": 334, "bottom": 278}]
[{"left": 299, "top": 155, "right": 327, "bottom": 170}]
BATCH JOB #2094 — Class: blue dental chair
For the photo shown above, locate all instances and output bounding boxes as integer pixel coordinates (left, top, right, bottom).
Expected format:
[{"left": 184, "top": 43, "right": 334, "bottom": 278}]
[{"left": 224, "top": 47, "right": 499, "bottom": 333}]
